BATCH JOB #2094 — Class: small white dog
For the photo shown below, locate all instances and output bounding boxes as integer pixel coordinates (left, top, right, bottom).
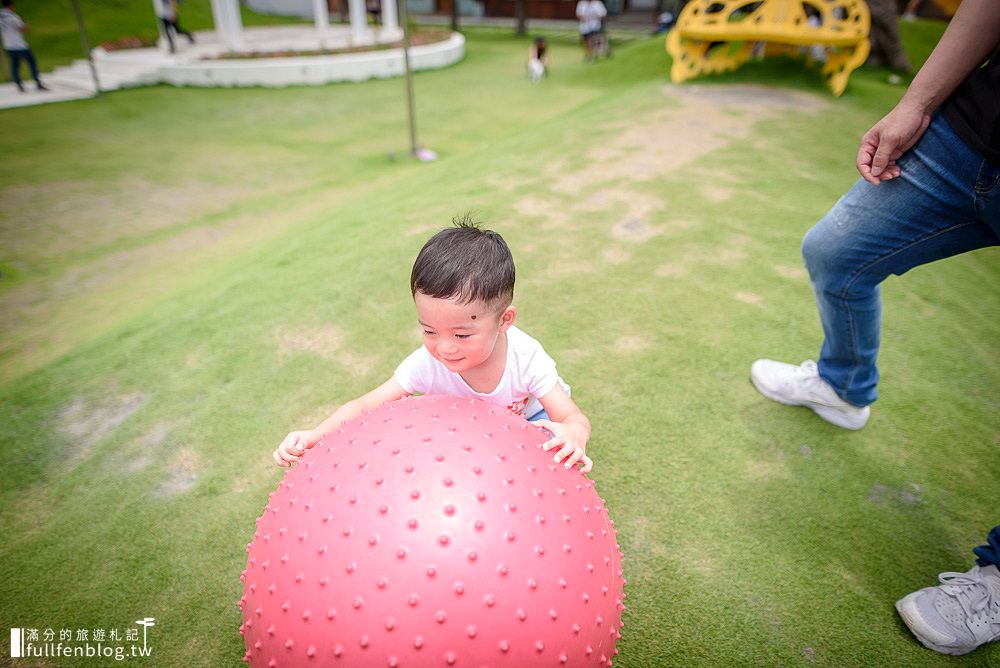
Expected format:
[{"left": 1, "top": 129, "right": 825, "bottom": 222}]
[
  {"left": 527, "top": 37, "right": 548, "bottom": 82},
  {"left": 528, "top": 58, "right": 545, "bottom": 82}
]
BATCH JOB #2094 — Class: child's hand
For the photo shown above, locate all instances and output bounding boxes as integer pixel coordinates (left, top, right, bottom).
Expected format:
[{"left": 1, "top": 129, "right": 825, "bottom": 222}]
[
  {"left": 273, "top": 430, "right": 317, "bottom": 468},
  {"left": 533, "top": 419, "right": 593, "bottom": 473}
]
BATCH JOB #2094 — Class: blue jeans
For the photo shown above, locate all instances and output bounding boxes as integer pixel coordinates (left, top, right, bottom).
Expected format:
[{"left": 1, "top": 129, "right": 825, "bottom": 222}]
[
  {"left": 802, "top": 114, "right": 1000, "bottom": 407},
  {"left": 974, "top": 526, "right": 1000, "bottom": 568},
  {"left": 527, "top": 408, "right": 549, "bottom": 422},
  {"left": 6, "top": 48, "right": 41, "bottom": 88}
]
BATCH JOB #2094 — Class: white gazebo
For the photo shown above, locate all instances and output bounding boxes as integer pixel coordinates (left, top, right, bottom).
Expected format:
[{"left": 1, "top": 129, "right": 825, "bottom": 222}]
[
  {"left": 209, "top": 0, "right": 403, "bottom": 52},
  {"left": 129, "top": 0, "right": 463, "bottom": 89}
]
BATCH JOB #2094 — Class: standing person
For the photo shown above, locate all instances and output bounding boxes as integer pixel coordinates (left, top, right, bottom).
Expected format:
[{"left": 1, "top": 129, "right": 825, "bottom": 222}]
[
  {"left": 154, "top": 0, "right": 195, "bottom": 55},
  {"left": 575, "top": 0, "right": 606, "bottom": 61},
  {"left": 750, "top": 0, "right": 1000, "bottom": 431},
  {"left": 750, "top": 2, "right": 999, "bottom": 656},
  {"left": 0, "top": 0, "right": 46, "bottom": 92}
]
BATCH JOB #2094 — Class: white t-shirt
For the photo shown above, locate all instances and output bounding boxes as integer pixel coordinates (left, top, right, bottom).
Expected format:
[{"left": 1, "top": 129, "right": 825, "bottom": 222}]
[
  {"left": 0, "top": 9, "right": 27, "bottom": 50},
  {"left": 394, "top": 325, "right": 570, "bottom": 418},
  {"left": 576, "top": 0, "right": 607, "bottom": 35},
  {"left": 153, "top": 0, "right": 175, "bottom": 20}
]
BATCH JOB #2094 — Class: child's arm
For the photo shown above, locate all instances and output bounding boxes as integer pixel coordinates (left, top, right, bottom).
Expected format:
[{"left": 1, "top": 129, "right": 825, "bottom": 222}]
[
  {"left": 273, "top": 378, "right": 410, "bottom": 467},
  {"left": 534, "top": 384, "right": 593, "bottom": 473}
]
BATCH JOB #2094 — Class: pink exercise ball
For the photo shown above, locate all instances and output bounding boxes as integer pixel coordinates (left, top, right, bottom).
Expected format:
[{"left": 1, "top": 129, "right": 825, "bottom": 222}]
[{"left": 240, "top": 394, "right": 625, "bottom": 667}]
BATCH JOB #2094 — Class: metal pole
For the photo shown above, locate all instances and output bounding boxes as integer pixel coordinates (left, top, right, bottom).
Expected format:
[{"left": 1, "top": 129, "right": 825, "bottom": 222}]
[
  {"left": 397, "top": 0, "right": 418, "bottom": 155},
  {"left": 69, "top": 0, "right": 101, "bottom": 94}
]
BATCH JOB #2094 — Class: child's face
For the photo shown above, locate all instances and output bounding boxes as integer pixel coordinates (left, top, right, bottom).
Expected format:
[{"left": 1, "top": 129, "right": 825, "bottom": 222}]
[{"left": 414, "top": 292, "right": 514, "bottom": 375}]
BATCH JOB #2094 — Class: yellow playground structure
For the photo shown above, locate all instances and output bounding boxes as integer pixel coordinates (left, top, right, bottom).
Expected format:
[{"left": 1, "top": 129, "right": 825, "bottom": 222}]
[{"left": 666, "top": 0, "right": 871, "bottom": 96}]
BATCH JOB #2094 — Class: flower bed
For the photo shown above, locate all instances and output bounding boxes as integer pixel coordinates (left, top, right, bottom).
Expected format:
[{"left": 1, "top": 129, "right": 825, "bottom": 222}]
[{"left": 100, "top": 35, "right": 157, "bottom": 51}]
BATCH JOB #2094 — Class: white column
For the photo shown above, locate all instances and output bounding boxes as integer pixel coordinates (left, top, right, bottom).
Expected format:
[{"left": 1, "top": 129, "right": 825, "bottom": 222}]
[
  {"left": 380, "top": 0, "right": 402, "bottom": 41},
  {"left": 347, "top": 0, "right": 374, "bottom": 44},
  {"left": 210, "top": 0, "right": 244, "bottom": 51},
  {"left": 226, "top": 0, "right": 245, "bottom": 51},
  {"left": 153, "top": 0, "right": 167, "bottom": 51},
  {"left": 313, "top": 0, "right": 331, "bottom": 30},
  {"left": 313, "top": 0, "right": 330, "bottom": 47}
]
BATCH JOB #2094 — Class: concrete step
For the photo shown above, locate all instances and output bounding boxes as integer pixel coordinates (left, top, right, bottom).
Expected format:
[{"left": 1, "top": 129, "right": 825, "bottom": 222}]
[
  {"left": 92, "top": 66, "right": 158, "bottom": 88},
  {"left": 94, "top": 50, "right": 172, "bottom": 69},
  {"left": 38, "top": 71, "right": 100, "bottom": 93},
  {"left": 93, "top": 51, "right": 178, "bottom": 86},
  {"left": 49, "top": 60, "right": 155, "bottom": 91},
  {"left": 0, "top": 82, "right": 94, "bottom": 107},
  {"left": 51, "top": 61, "right": 90, "bottom": 76}
]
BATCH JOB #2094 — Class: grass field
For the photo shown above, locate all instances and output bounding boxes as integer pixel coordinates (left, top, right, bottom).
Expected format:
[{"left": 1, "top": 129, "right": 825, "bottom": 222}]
[{"left": 1, "top": 6, "right": 998, "bottom": 667}]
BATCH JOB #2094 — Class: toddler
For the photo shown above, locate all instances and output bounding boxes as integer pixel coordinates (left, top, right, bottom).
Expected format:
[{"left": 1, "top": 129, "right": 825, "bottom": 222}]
[{"left": 274, "top": 218, "right": 593, "bottom": 472}]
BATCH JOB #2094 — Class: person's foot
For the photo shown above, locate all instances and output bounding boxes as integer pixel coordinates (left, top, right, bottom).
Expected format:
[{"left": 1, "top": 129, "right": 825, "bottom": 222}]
[
  {"left": 16, "top": 84, "right": 25, "bottom": 93},
  {"left": 36, "top": 83, "right": 48, "bottom": 91},
  {"left": 896, "top": 565, "right": 1000, "bottom": 655},
  {"left": 750, "top": 359, "right": 870, "bottom": 430}
]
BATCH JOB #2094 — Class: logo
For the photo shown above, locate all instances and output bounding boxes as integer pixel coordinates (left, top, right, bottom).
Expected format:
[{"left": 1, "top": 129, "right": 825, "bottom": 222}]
[{"left": 10, "top": 617, "right": 155, "bottom": 661}]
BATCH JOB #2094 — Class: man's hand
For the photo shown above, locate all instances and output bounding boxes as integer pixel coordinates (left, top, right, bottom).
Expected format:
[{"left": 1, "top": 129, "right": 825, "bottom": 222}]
[
  {"left": 856, "top": 101, "right": 931, "bottom": 185},
  {"left": 533, "top": 419, "right": 593, "bottom": 473}
]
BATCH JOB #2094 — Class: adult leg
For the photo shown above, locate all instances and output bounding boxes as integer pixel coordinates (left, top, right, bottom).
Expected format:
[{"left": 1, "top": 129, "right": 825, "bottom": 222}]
[
  {"left": 24, "top": 49, "right": 45, "bottom": 89},
  {"left": 172, "top": 18, "right": 195, "bottom": 43},
  {"left": 896, "top": 525, "right": 1000, "bottom": 655},
  {"left": 8, "top": 49, "right": 24, "bottom": 90},
  {"left": 160, "top": 17, "right": 176, "bottom": 53},
  {"left": 801, "top": 113, "right": 1000, "bottom": 407},
  {"left": 973, "top": 525, "right": 1000, "bottom": 568}
]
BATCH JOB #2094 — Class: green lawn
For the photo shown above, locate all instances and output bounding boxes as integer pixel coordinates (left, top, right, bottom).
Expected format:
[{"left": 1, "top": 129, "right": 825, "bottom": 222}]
[{"left": 1, "top": 10, "right": 998, "bottom": 668}]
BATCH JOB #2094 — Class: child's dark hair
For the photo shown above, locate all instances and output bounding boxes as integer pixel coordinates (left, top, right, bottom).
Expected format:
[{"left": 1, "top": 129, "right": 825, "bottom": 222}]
[{"left": 410, "top": 215, "right": 515, "bottom": 310}]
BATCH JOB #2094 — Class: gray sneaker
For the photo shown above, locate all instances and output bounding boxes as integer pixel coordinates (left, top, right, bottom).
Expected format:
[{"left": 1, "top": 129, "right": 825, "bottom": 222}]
[
  {"left": 896, "top": 564, "right": 1000, "bottom": 655},
  {"left": 750, "top": 359, "right": 870, "bottom": 430}
]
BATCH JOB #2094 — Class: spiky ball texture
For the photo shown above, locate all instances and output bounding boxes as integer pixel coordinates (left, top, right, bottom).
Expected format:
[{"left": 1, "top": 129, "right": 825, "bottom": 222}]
[{"left": 240, "top": 395, "right": 625, "bottom": 667}]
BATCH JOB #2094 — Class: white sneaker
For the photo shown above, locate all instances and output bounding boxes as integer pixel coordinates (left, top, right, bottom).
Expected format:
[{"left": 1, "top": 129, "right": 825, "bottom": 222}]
[
  {"left": 750, "top": 359, "right": 870, "bottom": 430},
  {"left": 896, "top": 565, "right": 1000, "bottom": 656}
]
